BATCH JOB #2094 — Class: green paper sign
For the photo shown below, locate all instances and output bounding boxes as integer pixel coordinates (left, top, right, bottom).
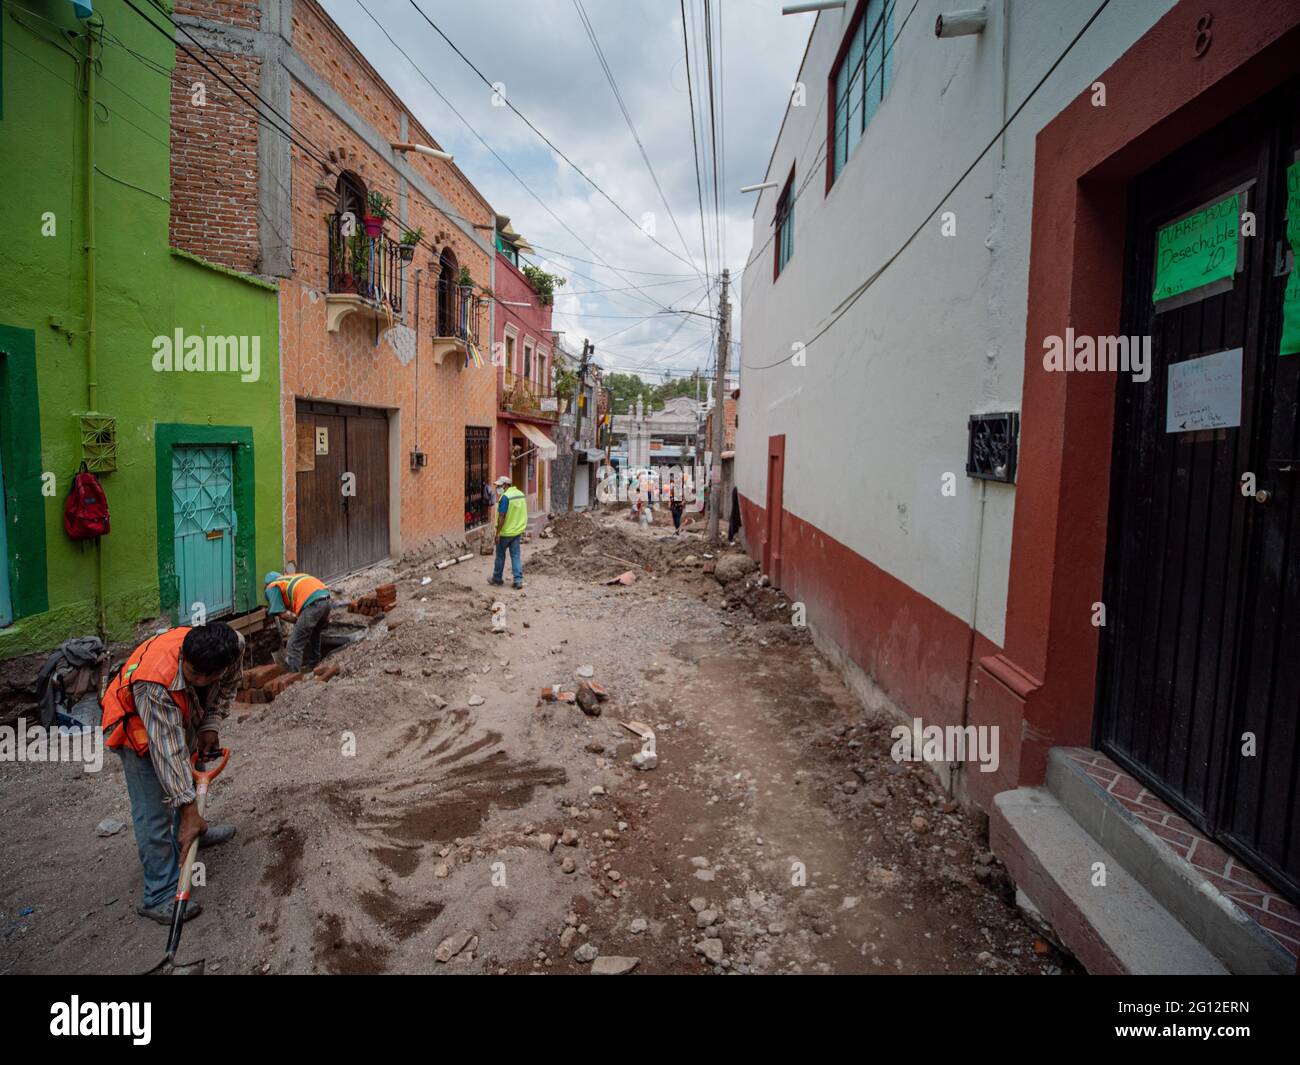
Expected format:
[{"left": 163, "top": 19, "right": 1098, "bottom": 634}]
[
  {"left": 1281, "top": 161, "right": 1300, "bottom": 357},
  {"left": 1153, "top": 192, "right": 1240, "bottom": 305}
]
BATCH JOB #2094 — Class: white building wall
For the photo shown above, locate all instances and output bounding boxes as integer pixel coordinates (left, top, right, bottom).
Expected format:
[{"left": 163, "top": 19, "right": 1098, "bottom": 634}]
[{"left": 736, "top": 0, "right": 1175, "bottom": 648}]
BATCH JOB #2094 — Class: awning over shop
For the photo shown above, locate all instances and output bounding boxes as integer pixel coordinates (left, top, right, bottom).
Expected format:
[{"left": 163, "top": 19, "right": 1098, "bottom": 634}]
[{"left": 516, "top": 421, "right": 557, "bottom": 461}]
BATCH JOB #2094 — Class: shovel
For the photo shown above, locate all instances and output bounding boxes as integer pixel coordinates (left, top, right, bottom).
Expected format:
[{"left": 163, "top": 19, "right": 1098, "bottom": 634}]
[{"left": 145, "top": 746, "right": 230, "bottom": 975}]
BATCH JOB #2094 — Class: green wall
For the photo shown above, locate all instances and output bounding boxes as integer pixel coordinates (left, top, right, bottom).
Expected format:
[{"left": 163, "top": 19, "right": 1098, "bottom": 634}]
[{"left": 0, "top": 1, "right": 282, "bottom": 656}]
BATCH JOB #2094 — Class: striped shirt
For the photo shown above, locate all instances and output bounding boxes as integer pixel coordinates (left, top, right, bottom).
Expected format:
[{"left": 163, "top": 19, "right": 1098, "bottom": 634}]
[{"left": 132, "top": 631, "right": 244, "bottom": 807}]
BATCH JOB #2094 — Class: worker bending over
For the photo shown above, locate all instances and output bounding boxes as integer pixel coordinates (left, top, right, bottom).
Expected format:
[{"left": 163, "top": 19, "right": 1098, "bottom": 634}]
[
  {"left": 265, "top": 570, "right": 333, "bottom": 673},
  {"left": 102, "top": 623, "right": 243, "bottom": 924}
]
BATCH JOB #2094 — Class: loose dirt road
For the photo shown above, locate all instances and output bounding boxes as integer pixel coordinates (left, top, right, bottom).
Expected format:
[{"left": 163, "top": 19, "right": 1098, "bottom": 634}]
[{"left": 0, "top": 511, "right": 1073, "bottom": 974}]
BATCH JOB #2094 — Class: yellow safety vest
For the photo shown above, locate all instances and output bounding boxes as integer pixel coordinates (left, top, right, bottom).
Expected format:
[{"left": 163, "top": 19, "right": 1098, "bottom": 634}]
[{"left": 499, "top": 486, "right": 528, "bottom": 538}]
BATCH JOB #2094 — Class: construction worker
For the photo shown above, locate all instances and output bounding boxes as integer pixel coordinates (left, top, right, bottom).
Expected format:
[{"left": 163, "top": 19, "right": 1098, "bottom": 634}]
[
  {"left": 101, "top": 623, "right": 243, "bottom": 925},
  {"left": 264, "top": 570, "right": 332, "bottom": 673},
  {"left": 489, "top": 474, "right": 527, "bottom": 589}
]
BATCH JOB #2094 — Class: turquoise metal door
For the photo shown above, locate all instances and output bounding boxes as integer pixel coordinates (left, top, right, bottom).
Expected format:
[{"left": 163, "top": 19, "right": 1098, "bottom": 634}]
[{"left": 172, "top": 445, "right": 236, "bottom": 619}]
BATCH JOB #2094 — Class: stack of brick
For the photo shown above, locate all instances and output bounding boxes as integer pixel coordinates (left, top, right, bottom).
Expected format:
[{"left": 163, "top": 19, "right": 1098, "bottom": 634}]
[
  {"left": 236, "top": 659, "right": 339, "bottom": 706},
  {"left": 349, "top": 583, "right": 398, "bottom": 617}
]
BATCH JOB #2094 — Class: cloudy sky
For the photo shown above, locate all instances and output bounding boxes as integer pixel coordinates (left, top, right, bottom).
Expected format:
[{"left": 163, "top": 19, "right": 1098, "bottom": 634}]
[{"left": 320, "top": 0, "right": 813, "bottom": 381}]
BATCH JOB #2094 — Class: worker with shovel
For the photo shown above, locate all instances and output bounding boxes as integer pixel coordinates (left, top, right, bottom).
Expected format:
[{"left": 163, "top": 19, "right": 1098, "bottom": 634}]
[
  {"left": 102, "top": 623, "right": 243, "bottom": 925},
  {"left": 264, "top": 570, "right": 332, "bottom": 673}
]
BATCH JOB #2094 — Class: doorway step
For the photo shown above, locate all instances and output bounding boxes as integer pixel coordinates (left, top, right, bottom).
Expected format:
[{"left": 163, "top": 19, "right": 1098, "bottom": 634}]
[{"left": 991, "top": 748, "right": 1297, "bottom": 974}]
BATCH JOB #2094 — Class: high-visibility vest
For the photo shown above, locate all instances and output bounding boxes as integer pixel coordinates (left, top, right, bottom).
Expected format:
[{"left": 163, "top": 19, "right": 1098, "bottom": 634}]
[
  {"left": 499, "top": 485, "right": 528, "bottom": 538},
  {"left": 102, "top": 628, "right": 192, "bottom": 755},
  {"left": 266, "top": 573, "right": 327, "bottom": 614}
]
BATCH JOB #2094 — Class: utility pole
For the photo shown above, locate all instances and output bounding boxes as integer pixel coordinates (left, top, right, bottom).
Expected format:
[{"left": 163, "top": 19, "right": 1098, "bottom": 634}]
[
  {"left": 707, "top": 269, "right": 731, "bottom": 542},
  {"left": 568, "top": 339, "right": 592, "bottom": 513}
]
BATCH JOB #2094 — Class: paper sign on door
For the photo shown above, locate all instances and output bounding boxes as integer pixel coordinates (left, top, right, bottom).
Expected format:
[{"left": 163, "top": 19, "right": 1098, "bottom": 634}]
[{"left": 1166, "top": 348, "right": 1242, "bottom": 433}]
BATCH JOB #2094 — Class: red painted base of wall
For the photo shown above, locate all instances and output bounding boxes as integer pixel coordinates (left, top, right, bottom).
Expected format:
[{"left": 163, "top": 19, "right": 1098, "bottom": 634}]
[{"left": 738, "top": 491, "right": 1016, "bottom": 809}]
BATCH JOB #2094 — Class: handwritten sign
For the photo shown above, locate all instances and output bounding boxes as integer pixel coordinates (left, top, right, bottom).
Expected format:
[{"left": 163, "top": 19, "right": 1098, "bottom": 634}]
[
  {"left": 1153, "top": 192, "right": 1239, "bottom": 305},
  {"left": 1281, "top": 161, "right": 1300, "bottom": 357},
  {"left": 1166, "top": 348, "right": 1242, "bottom": 433}
]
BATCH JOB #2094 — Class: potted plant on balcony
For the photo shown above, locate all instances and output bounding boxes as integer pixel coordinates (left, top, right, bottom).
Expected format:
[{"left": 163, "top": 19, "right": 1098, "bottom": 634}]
[
  {"left": 363, "top": 191, "right": 392, "bottom": 237},
  {"left": 398, "top": 225, "right": 424, "bottom": 262},
  {"left": 345, "top": 231, "right": 367, "bottom": 294}
]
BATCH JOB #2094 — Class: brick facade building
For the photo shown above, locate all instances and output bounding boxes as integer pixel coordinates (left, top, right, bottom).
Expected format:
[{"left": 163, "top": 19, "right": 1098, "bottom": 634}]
[{"left": 169, "top": 0, "right": 498, "bottom": 577}]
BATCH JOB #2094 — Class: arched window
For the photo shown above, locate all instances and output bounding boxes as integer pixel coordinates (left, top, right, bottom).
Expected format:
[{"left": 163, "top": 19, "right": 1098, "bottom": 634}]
[{"left": 336, "top": 171, "right": 367, "bottom": 228}]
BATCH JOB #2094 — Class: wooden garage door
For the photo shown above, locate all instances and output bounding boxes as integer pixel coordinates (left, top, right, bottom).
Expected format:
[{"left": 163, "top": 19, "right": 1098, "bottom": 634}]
[{"left": 295, "top": 401, "right": 390, "bottom": 580}]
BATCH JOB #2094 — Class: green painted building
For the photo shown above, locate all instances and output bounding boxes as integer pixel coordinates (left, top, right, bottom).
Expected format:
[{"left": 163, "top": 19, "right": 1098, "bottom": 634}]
[{"left": 0, "top": 0, "right": 282, "bottom": 657}]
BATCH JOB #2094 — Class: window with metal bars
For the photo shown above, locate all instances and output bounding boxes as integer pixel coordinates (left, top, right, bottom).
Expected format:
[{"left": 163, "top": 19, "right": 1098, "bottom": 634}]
[
  {"left": 465, "top": 426, "right": 491, "bottom": 529},
  {"left": 829, "top": 0, "right": 894, "bottom": 187}
]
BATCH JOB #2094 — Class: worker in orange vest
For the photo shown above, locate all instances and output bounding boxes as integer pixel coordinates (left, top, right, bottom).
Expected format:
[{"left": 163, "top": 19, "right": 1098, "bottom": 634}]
[
  {"left": 264, "top": 571, "right": 333, "bottom": 673},
  {"left": 101, "top": 623, "right": 244, "bottom": 924}
]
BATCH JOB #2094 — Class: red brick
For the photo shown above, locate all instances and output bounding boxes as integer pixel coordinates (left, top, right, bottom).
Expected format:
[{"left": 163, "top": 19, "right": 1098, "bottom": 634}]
[
  {"left": 1108, "top": 774, "right": 1145, "bottom": 801},
  {"left": 236, "top": 687, "right": 270, "bottom": 705},
  {"left": 264, "top": 672, "right": 304, "bottom": 697},
  {"left": 313, "top": 664, "right": 340, "bottom": 681},
  {"left": 245, "top": 662, "right": 287, "bottom": 688},
  {"left": 1224, "top": 859, "right": 1274, "bottom": 894}
]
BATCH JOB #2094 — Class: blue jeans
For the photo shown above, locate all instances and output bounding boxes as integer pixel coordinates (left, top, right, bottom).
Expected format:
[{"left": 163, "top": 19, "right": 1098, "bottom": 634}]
[
  {"left": 492, "top": 534, "right": 523, "bottom": 585},
  {"left": 117, "top": 748, "right": 182, "bottom": 909}
]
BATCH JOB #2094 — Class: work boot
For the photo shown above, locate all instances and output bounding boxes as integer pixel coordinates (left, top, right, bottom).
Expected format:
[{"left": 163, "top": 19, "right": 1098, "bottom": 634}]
[
  {"left": 512, "top": 582, "right": 524, "bottom": 590},
  {"left": 199, "top": 824, "right": 236, "bottom": 848},
  {"left": 487, "top": 577, "right": 505, "bottom": 586},
  {"left": 136, "top": 900, "right": 203, "bottom": 925}
]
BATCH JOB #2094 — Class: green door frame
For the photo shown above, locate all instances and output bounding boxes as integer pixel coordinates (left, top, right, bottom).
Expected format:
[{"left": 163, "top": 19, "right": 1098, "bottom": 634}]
[
  {"left": 0, "top": 325, "right": 50, "bottom": 623},
  {"left": 155, "top": 423, "right": 256, "bottom": 623}
]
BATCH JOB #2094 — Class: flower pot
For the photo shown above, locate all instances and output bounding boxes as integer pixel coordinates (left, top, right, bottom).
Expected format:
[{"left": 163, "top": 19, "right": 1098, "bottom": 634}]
[
  {"left": 399, "top": 243, "right": 416, "bottom": 262},
  {"left": 362, "top": 216, "right": 384, "bottom": 237}
]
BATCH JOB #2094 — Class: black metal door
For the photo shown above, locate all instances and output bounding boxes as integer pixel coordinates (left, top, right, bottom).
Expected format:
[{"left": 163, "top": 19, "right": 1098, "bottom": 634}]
[{"left": 1098, "top": 80, "right": 1300, "bottom": 901}]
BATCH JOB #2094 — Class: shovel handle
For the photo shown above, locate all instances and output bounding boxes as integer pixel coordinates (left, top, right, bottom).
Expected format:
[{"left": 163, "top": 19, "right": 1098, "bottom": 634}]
[{"left": 191, "top": 746, "right": 230, "bottom": 788}]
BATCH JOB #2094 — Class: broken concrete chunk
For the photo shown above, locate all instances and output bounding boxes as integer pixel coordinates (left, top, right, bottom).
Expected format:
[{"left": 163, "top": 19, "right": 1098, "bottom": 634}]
[
  {"left": 434, "top": 929, "right": 477, "bottom": 963},
  {"left": 695, "top": 938, "right": 724, "bottom": 964},
  {"left": 591, "top": 955, "right": 639, "bottom": 975},
  {"left": 576, "top": 682, "right": 602, "bottom": 717},
  {"left": 96, "top": 818, "right": 125, "bottom": 837}
]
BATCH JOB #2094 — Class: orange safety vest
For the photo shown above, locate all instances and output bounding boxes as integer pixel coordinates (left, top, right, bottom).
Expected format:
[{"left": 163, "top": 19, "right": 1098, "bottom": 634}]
[
  {"left": 266, "top": 573, "right": 327, "bottom": 614},
  {"left": 102, "top": 627, "right": 192, "bottom": 755}
]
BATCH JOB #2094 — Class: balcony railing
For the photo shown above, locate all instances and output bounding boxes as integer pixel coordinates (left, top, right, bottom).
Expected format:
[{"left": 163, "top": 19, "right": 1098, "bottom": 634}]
[
  {"left": 434, "top": 278, "right": 481, "bottom": 343},
  {"left": 500, "top": 367, "right": 560, "bottom": 422},
  {"left": 326, "top": 213, "right": 403, "bottom": 315},
  {"left": 430, "top": 277, "right": 485, "bottom": 365}
]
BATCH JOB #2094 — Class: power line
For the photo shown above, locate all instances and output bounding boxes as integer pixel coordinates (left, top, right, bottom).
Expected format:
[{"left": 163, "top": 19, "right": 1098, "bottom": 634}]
[
  {"left": 744, "top": 0, "right": 1115, "bottom": 371},
  {"left": 573, "top": 0, "right": 704, "bottom": 284},
  {"left": 353, "top": 0, "right": 679, "bottom": 318},
  {"left": 680, "top": 0, "right": 713, "bottom": 314},
  {"left": 405, "top": 0, "right": 703, "bottom": 274}
]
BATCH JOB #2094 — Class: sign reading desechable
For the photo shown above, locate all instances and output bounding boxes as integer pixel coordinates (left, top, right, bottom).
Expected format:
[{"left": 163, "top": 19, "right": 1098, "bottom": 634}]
[{"left": 1153, "top": 192, "right": 1240, "bottom": 306}]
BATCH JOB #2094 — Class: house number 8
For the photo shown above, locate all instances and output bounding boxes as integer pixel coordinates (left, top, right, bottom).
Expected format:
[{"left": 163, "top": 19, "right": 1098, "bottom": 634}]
[{"left": 1193, "top": 13, "right": 1213, "bottom": 58}]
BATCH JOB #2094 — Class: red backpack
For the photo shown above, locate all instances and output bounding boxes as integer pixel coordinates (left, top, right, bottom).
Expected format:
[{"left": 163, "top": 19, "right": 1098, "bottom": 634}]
[{"left": 63, "top": 464, "right": 111, "bottom": 540}]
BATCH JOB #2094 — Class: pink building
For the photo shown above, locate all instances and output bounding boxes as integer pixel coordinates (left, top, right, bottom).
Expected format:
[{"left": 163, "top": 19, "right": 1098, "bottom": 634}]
[{"left": 493, "top": 217, "right": 558, "bottom": 518}]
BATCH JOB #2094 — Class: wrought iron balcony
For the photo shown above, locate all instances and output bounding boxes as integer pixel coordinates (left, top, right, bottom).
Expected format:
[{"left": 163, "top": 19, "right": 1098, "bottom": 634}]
[
  {"left": 325, "top": 213, "right": 403, "bottom": 331},
  {"left": 431, "top": 278, "right": 485, "bottom": 366},
  {"left": 500, "top": 367, "right": 560, "bottom": 422}
]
